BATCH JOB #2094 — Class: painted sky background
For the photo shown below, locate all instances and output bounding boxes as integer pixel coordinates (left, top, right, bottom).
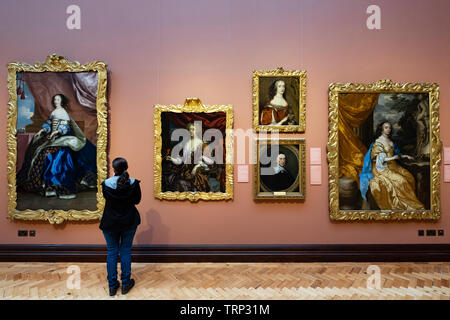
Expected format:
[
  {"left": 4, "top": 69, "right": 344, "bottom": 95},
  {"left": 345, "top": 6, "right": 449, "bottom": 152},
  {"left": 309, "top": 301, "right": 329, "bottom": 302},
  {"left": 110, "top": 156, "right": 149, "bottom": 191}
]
[{"left": 16, "top": 76, "right": 35, "bottom": 130}]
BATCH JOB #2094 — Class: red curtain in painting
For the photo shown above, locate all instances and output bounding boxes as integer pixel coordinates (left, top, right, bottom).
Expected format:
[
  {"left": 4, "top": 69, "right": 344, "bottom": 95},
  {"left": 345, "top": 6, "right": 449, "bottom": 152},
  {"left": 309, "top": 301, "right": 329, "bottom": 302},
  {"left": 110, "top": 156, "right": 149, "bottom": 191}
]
[
  {"left": 22, "top": 72, "right": 98, "bottom": 144},
  {"left": 164, "top": 112, "right": 227, "bottom": 134}
]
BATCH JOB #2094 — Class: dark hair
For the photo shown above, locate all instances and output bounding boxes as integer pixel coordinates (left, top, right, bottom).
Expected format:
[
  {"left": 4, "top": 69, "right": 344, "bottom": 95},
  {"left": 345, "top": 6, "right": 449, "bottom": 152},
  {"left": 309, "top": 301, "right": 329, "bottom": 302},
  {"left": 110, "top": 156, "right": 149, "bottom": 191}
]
[
  {"left": 268, "top": 79, "right": 287, "bottom": 101},
  {"left": 112, "top": 157, "right": 130, "bottom": 190},
  {"left": 375, "top": 121, "right": 392, "bottom": 138},
  {"left": 51, "top": 94, "right": 69, "bottom": 108}
]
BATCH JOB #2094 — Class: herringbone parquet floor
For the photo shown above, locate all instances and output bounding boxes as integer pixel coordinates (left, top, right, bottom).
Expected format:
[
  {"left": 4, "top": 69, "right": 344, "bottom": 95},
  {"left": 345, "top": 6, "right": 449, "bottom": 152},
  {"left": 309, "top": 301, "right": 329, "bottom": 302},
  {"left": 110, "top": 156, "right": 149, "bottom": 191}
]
[{"left": 1, "top": 262, "right": 449, "bottom": 300}]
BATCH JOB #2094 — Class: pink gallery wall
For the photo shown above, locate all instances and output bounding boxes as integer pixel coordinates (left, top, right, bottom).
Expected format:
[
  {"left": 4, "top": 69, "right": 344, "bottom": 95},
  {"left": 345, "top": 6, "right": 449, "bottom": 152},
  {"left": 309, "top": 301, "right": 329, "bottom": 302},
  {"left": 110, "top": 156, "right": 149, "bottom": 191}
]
[{"left": 0, "top": 0, "right": 449, "bottom": 245}]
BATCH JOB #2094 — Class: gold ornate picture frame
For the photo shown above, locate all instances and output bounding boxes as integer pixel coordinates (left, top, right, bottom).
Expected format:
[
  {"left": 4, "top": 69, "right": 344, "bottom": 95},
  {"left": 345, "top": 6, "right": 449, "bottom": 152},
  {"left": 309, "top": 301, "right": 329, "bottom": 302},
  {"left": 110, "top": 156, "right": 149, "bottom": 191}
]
[
  {"left": 254, "top": 138, "right": 306, "bottom": 199},
  {"left": 253, "top": 67, "right": 306, "bottom": 132},
  {"left": 7, "top": 54, "right": 108, "bottom": 224},
  {"left": 154, "top": 98, "right": 233, "bottom": 201},
  {"left": 327, "top": 79, "right": 441, "bottom": 221}
]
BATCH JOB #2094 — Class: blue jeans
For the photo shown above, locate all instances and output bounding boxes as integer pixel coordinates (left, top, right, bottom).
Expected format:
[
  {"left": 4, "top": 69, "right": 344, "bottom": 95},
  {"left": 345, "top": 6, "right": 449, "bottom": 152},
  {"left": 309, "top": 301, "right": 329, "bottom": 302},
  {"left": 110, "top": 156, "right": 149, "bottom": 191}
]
[{"left": 102, "top": 228, "right": 137, "bottom": 288}]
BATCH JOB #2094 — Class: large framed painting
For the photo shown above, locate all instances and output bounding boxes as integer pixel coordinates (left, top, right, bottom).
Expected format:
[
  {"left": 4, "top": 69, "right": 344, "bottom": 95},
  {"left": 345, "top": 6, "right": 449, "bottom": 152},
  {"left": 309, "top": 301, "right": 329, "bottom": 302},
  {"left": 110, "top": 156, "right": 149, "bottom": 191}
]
[
  {"left": 154, "top": 98, "right": 233, "bottom": 201},
  {"left": 7, "top": 54, "right": 108, "bottom": 224},
  {"left": 253, "top": 67, "right": 306, "bottom": 132},
  {"left": 254, "top": 138, "right": 306, "bottom": 199},
  {"left": 327, "top": 79, "right": 441, "bottom": 221}
]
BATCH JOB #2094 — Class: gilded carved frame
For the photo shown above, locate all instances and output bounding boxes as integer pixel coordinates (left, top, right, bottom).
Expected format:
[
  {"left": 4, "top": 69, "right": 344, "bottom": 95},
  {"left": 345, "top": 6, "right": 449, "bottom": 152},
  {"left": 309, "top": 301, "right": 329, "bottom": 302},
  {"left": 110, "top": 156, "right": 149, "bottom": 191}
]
[
  {"left": 7, "top": 54, "right": 108, "bottom": 224},
  {"left": 154, "top": 98, "right": 234, "bottom": 201},
  {"left": 253, "top": 67, "right": 306, "bottom": 132},
  {"left": 328, "top": 79, "right": 441, "bottom": 221},
  {"left": 254, "top": 138, "right": 306, "bottom": 200}
]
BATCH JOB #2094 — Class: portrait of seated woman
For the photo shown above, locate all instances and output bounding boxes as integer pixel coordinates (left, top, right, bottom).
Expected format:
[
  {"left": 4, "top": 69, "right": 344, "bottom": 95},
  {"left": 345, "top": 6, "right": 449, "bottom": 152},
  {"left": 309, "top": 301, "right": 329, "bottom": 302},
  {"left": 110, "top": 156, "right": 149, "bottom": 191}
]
[
  {"left": 163, "top": 122, "right": 215, "bottom": 193},
  {"left": 155, "top": 101, "right": 232, "bottom": 201},
  {"left": 359, "top": 121, "right": 424, "bottom": 210},
  {"left": 330, "top": 82, "right": 438, "bottom": 221},
  {"left": 17, "top": 93, "right": 97, "bottom": 202},
  {"left": 8, "top": 56, "right": 107, "bottom": 223}
]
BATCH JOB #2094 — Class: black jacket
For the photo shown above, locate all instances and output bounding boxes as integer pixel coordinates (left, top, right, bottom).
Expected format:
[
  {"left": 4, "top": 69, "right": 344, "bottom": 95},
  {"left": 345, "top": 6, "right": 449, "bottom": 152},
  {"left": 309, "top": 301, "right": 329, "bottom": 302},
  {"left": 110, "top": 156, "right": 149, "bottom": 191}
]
[{"left": 99, "top": 178, "right": 141, "bottom": 233}]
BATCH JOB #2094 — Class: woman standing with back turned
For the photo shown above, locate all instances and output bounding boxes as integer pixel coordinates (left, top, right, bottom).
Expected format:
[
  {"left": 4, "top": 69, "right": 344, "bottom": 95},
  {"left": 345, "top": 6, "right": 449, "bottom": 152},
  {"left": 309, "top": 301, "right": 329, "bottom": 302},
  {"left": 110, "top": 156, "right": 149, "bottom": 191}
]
[{"left": 100, "top": 157, "right": 141, "bottom": 296}]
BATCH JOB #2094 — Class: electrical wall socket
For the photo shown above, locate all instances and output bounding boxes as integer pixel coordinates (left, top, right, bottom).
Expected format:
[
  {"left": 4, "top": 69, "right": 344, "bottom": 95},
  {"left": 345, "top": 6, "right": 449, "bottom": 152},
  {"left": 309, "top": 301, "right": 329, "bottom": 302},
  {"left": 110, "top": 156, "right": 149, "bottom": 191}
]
[
  {"left": 18, "top": 230, "right": 28, "bottom": 237},
  {"left": 426, "top": 229, "right": 437, "bottom": 236},
  {"left": 418, "top": 230, "right": 424, "bottom": 236},
  {"left": 17, "top": 230, "right": 36, "bottom": 237}
]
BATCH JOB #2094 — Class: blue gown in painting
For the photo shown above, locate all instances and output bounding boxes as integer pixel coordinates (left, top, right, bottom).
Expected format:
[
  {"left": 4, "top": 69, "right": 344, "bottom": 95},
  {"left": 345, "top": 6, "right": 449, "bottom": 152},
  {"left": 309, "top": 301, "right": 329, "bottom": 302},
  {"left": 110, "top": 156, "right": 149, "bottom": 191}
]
[{"left": 17, "top": 107, "right": 97, "bottom": 198}]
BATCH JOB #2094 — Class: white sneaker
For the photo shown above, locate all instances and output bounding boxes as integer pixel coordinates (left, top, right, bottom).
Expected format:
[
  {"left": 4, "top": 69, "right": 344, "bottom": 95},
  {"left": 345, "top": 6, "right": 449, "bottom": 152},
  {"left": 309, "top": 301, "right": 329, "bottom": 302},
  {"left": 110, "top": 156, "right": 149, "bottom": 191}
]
[
  {"left": 45, "top": 191, "right": 57, "bottom": 197},
  {"left": 59, "top": 194, "right": 76, "bottom": 199}
]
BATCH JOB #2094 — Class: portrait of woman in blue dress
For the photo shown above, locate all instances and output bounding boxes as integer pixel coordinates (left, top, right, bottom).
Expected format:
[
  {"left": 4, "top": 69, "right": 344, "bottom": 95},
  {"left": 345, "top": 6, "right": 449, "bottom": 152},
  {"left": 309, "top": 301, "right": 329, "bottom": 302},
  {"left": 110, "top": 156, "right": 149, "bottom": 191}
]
[{"left": 17, "top": 94, "right": 97, "bottom": 199}]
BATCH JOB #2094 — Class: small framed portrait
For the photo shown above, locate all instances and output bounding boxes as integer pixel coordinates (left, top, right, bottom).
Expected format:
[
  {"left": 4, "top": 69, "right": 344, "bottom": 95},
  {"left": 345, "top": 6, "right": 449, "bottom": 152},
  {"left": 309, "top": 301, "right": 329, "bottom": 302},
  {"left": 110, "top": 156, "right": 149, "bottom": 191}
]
[
  {"left": 253, "top": 67, "right": 306, "bottom": 132},
  {"left": 255, "top": 138, "right": 306, "bottom": 199},
  {"left": 154, "top": 98, "right": 233, "bottom": 201},
  {"left": 7, "top": 54, "right": 108, "bottom": 224},
  {"left": 327, "top": 79, "right": 441, "bottom": 221}
]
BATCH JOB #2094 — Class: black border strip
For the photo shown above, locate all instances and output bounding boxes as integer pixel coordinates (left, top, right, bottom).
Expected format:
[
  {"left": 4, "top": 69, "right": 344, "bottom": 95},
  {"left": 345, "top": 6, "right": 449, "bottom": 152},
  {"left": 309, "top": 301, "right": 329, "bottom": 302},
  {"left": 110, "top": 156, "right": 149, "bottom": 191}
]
[{"left": 0, "top": 244, "right": 449, "bottom": 262}]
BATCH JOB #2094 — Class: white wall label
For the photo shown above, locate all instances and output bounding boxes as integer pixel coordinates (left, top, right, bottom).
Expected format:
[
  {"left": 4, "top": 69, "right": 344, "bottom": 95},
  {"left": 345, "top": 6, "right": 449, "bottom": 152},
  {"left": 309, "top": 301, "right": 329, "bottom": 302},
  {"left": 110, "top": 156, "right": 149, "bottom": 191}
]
[{"left": 237, "top": 165, "right": 249, "bottom": 183}]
